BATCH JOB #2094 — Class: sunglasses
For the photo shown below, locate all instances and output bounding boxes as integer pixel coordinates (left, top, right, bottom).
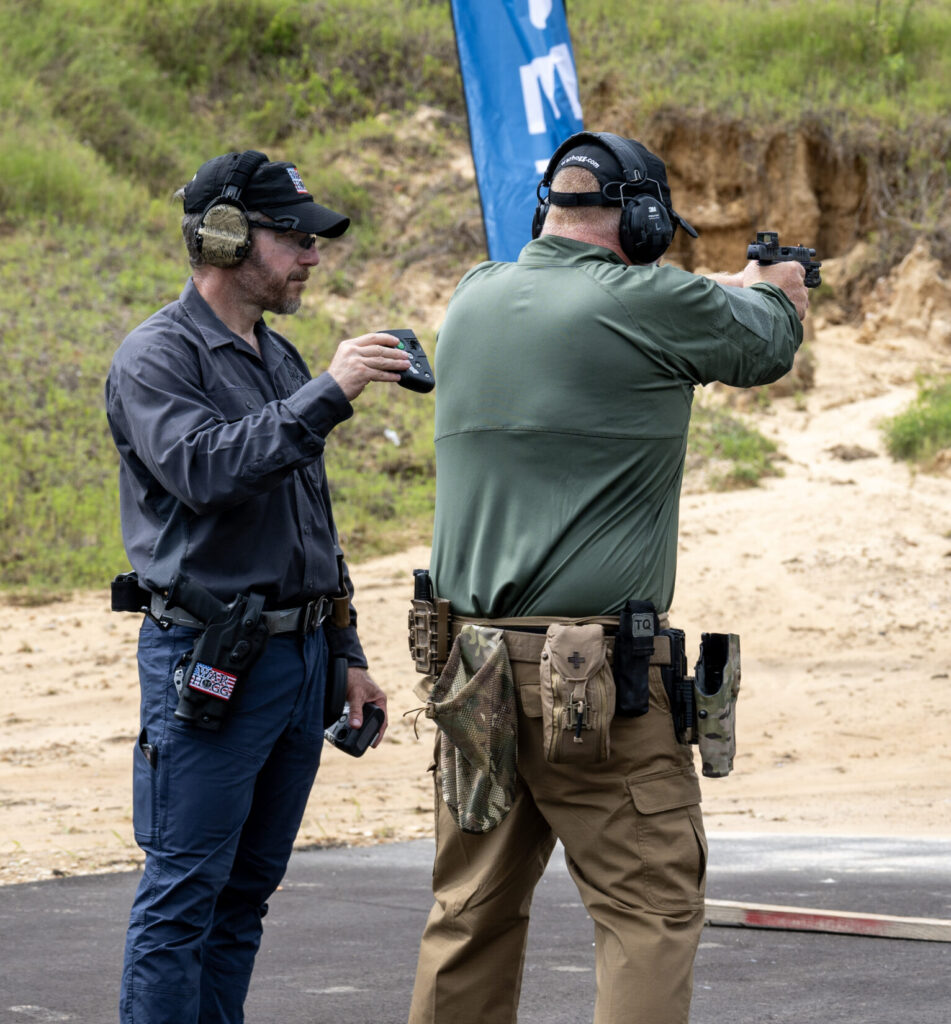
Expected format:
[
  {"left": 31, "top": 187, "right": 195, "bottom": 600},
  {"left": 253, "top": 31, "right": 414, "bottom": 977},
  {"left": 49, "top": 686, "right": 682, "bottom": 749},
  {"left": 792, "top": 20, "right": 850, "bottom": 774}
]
[{"left": 249, "top": 221, "right": 318, "bottom": 250}]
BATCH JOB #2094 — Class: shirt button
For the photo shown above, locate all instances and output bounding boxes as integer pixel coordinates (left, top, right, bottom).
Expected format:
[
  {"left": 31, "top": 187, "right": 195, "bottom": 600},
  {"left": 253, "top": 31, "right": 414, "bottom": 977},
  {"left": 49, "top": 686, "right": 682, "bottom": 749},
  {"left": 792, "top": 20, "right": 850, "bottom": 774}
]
[{"left": 303, "top": 525, "right": 311, "bottom": 535}]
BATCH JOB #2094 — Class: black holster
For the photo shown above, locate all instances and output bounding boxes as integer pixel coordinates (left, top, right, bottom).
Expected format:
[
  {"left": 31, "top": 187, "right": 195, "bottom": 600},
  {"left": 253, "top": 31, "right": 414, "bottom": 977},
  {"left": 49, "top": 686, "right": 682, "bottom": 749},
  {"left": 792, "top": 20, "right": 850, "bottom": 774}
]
[
  {"left": 660, "top": 628, "right": 696, "bottom": 744},
  {"left": 167, "top": 574, "right": 270, "bottom": 731}
]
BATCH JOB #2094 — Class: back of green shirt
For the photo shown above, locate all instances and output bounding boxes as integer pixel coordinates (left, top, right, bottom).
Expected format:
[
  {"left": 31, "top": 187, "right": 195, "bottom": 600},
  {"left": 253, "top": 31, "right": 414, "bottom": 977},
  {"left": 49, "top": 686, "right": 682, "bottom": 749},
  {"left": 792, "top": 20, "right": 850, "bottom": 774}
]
[{"left": 431, "top": 236, "right": 801, "bottom": 617}]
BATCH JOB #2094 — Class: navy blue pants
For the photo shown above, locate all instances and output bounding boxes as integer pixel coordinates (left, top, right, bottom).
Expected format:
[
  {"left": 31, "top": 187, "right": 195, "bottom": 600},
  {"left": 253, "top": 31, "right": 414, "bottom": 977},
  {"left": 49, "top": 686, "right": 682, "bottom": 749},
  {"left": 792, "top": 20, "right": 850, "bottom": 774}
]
[{"left": 120, "top": 620, "right": 328, "bottom": 1023}]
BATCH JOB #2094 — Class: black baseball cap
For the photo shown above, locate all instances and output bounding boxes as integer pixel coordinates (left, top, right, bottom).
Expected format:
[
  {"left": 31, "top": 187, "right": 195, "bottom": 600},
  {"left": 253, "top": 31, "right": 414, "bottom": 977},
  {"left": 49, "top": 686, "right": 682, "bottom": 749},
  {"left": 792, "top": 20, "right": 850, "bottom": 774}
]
[
  {"left": 550, "top": 133, "right": 698, "bottom": 238},
  {"left": 553, "top": 142, "right": 626, "bottom": 186},
  {"left": 183, "top": 151, "right": 350, "bottom": 238}
]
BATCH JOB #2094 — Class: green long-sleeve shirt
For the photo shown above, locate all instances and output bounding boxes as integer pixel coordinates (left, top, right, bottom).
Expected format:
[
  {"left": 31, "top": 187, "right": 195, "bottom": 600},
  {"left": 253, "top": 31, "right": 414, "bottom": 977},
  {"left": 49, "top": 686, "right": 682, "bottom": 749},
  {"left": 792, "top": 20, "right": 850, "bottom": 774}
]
[{"left": 431, "top": 235, "right": 802, "bottom": 617}]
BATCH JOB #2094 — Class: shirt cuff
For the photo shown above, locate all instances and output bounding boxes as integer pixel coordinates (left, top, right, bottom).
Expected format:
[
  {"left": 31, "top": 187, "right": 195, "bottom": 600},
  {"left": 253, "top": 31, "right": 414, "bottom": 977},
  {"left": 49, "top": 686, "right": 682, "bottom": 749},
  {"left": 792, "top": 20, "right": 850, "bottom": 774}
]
[{"left": 283, "top": 371, "right": 354, "bottom": 438}]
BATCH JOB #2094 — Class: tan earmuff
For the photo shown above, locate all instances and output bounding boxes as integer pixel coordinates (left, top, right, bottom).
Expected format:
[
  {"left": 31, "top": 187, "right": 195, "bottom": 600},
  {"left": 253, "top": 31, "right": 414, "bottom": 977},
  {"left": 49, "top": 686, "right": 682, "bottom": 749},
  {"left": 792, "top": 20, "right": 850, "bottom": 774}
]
[
  {"left": 196, "top": 201, "right": 252, "bottom": 268},
  {"left": 195, "top": 150, "right": 269, "bottom": 268}
]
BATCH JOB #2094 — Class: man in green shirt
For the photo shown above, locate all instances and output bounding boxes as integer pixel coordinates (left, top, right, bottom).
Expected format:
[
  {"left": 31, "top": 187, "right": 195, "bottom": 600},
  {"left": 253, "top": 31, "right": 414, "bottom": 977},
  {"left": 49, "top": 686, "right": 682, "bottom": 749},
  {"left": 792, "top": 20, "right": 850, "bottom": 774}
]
[{"left": 409, "top": 132, "right": 807, "bottom": 1024}]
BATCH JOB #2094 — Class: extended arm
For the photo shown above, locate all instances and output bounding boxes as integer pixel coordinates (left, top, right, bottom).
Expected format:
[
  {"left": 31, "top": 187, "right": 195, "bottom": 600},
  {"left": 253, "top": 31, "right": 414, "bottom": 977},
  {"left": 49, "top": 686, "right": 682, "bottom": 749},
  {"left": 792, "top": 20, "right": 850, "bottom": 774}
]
[{"left": 706, "top": 260, "right": 808, "bottom": 321}]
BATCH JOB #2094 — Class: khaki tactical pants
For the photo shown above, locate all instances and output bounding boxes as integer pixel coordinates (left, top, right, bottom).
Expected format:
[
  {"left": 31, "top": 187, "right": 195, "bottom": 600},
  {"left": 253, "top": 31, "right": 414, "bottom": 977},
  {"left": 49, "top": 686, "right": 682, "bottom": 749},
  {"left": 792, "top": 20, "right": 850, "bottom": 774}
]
[{"left": 409, "top": 662, "right": 707, "bottom": 1024}]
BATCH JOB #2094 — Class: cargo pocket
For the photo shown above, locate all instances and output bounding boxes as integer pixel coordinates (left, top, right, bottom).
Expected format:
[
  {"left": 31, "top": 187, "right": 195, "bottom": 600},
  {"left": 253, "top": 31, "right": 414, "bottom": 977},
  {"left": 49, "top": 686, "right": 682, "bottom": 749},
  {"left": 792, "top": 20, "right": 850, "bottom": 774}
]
[
  {"left": 132, "top": 728, "right": 160, "bottom": 846},
  {"left": 628, "top": 768, "right": 706, "bottom": 912}
]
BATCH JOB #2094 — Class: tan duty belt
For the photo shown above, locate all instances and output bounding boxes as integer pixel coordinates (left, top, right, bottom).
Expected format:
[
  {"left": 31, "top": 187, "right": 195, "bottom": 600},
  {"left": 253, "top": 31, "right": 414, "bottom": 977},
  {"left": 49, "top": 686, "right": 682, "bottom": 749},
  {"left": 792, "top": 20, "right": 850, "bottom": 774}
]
[{"left": 451, "top": 613, "right": 673, "bottom": 667}]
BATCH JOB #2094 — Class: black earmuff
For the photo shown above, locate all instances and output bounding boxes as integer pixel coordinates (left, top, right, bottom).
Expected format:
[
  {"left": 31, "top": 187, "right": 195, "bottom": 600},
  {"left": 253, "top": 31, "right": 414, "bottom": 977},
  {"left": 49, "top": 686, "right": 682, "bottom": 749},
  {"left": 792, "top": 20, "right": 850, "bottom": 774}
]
[
  {"left": 196, "top": 150, "right": 269, "bottom": 268},
  {"left": 617, "top": 190, "right": 674, "bottom": 265},
  {"left": 531, "top": 131, "right": 678, "bottom": 265}
]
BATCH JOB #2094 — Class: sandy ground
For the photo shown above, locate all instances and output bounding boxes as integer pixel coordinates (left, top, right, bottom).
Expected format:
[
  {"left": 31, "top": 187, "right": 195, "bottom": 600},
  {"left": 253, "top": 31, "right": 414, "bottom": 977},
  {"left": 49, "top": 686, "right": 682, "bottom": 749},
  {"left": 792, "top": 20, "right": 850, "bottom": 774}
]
[{"left": 2, "top": 316, "right": 951, "bottom": 887}]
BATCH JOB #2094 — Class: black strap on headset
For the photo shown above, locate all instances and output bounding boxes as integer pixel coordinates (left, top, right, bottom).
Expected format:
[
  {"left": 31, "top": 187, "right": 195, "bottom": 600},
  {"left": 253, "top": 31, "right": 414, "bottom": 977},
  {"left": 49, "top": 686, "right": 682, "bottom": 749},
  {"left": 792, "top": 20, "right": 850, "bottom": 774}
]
[
  {"left": 546, "top": 190, "right": 611, "bottom": 207},
  {"left": 593, "top": 133, "right": 698, "bottom": 237},
  {"left": 595, "top": 132, "right": 650, "bottom": 187},
  {"left": 221, "top": 150, "right": 269, "bottom": 202}
]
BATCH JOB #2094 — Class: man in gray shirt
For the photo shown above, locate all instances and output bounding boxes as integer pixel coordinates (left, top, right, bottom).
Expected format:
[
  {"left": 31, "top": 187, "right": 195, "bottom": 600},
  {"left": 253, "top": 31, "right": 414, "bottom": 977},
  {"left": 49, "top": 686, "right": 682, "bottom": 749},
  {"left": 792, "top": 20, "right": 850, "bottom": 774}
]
[{"left": 106, "top": 150, "right": 410, "bottom": 1024}]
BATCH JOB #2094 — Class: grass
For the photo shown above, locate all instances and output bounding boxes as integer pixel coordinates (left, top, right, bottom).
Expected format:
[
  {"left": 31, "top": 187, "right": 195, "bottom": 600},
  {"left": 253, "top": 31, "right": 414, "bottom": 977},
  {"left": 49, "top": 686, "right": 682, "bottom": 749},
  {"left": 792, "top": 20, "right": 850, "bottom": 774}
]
[
  {"left": 882, "top": 375, "right": 951, "bottom": 466},
  {"left": 1, "top": 0, "right": 949, "bottom": 592},
  {"left": 575, "top": 0, "right": 951, "bottom": 124},
  {"left": 687, "top": 405, "right": 785, "bottom": 490}
]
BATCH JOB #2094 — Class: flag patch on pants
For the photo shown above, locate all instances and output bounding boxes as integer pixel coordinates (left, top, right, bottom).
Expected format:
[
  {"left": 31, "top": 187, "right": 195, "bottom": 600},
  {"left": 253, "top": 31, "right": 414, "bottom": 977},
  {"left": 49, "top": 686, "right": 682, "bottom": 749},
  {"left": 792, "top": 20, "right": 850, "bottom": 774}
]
[{"left": 188, "top": 662, "right": 237, "bottom": 700}]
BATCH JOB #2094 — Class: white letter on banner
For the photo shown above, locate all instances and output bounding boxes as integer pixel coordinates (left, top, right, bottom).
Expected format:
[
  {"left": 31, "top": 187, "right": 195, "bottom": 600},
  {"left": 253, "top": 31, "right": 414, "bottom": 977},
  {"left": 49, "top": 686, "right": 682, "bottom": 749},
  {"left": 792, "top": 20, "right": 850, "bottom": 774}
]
[
  {"left": 529, "top": 0, "right": 552, "bottom": 29},
  {"left": 519, "top": 43, "right": 583, "bottom": 135}
]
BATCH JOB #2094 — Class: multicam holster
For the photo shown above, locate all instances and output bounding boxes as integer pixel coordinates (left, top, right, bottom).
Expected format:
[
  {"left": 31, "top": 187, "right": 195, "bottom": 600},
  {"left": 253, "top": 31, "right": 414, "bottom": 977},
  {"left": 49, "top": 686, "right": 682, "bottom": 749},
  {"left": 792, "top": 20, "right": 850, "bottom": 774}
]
[
  {"left": 694, "top": 633, "right": 741, "bottom": 778},
  {"left": 539, "top": 623, "right": 615, "bottom": 764},
  {"left": 425, "top": 624, "right": 517, "bottom": 834}
]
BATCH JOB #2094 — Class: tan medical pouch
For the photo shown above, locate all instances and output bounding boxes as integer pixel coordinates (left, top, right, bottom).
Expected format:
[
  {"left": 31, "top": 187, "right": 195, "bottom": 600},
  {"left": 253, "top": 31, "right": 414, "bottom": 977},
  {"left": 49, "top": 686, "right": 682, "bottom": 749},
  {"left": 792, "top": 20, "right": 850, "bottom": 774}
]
[{"left": 539, "top": 623, "right": 615, "bottom": 763}]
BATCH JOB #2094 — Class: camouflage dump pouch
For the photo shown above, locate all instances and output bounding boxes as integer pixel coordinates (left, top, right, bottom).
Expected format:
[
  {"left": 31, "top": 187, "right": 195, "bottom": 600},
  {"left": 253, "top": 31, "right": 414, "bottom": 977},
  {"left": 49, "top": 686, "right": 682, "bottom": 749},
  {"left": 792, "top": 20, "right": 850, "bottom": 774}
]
[
  {"left": 694, "top": 633, "right": 741, "bottom": 778},
  {"left": 539, "top": 623, "right": 615, "bottom": 764},
  {"left": 425, "top": 624, "right": 517, "bottom": 834}
]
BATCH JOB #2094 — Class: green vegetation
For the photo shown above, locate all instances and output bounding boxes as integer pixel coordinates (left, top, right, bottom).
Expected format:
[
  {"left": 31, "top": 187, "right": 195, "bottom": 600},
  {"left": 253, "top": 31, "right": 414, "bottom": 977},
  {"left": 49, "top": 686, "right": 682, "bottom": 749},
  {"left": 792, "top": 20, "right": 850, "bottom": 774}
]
[
  {"left": 1, "top": 0, "right": 948, "bottom": 591},
  {"left": 687, "top": 405, "right": 784, "bottom": 490},
  {"left": 882, "top": 375, "right": 951, "bottom": 466},
  {"left": 576, "top": 0, "right": 951, "bottom": 123}
]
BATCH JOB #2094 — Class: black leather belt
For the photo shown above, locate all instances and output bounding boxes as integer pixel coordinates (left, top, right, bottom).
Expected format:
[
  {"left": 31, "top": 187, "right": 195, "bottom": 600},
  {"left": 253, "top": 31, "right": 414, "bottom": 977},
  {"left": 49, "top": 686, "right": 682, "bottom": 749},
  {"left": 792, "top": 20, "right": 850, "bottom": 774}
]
[{"left": 150, "top": 593, "right": 332, "bottom": 635}]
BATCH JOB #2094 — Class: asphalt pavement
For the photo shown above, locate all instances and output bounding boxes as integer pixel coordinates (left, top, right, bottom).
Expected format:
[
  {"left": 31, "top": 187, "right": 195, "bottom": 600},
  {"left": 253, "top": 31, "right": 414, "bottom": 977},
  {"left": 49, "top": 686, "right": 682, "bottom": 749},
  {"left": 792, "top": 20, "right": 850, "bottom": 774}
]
[{"left": 1, "top": 834, "right": 949, "bottom": 1024}]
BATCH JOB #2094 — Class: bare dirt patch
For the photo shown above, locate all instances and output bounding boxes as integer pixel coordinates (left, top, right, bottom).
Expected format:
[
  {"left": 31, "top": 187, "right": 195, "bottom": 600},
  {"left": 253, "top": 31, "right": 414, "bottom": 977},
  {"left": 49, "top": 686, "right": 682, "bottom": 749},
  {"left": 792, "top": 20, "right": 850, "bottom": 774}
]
[{"left": 3, "top": 262, "right": 951, "bottom": 884}]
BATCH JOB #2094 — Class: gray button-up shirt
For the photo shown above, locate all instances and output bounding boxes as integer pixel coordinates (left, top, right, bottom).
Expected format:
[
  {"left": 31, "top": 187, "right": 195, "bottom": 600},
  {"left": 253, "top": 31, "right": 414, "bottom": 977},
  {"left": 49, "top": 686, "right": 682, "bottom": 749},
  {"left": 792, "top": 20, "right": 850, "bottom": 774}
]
[{"left": 106, "top": 278, "right": 366, "bottom": 665}]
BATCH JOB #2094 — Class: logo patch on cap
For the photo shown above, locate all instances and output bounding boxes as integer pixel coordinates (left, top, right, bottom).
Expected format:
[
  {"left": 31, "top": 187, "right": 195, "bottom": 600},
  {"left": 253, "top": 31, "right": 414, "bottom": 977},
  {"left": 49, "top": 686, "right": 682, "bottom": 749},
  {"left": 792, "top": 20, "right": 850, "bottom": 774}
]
[
  {"left": 560, "top": 154, "right": 603, "bottom": 170},
  {"left": 286, "top": 167, "right": 308, "bottom": 194}
]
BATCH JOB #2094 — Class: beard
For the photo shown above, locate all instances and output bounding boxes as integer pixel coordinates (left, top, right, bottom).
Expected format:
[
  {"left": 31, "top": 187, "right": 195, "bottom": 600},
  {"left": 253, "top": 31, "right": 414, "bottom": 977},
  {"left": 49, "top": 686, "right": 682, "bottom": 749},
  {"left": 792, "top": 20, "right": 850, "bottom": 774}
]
[{"left": 237, "top": 247, "right": 307, "bottom": 315}]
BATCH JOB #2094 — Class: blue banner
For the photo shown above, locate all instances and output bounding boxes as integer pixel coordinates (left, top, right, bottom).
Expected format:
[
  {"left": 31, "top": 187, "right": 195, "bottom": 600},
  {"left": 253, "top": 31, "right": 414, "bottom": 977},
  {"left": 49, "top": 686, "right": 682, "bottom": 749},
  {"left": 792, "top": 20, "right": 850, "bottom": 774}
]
[{"left": 451, "top": 0, "right": 584, "bottom": 262}]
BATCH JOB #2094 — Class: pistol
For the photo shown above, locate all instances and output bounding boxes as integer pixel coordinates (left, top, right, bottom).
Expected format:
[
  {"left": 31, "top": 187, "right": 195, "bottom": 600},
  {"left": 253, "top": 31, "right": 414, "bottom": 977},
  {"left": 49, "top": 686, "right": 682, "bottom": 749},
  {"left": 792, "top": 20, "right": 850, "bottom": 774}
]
[{"left": 747, "top": 230, "right": 821, "bottom": 288}]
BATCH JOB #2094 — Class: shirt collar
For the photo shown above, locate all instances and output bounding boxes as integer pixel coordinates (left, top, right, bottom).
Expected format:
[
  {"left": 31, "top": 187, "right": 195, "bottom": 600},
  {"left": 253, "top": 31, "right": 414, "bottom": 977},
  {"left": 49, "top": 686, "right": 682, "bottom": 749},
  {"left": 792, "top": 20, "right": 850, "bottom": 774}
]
[
  {"left": 516, "top": 234, "right": 626, "bottom": 268},
  {"left": 180, "top": 277, "right": 268, "bottom": 353}
]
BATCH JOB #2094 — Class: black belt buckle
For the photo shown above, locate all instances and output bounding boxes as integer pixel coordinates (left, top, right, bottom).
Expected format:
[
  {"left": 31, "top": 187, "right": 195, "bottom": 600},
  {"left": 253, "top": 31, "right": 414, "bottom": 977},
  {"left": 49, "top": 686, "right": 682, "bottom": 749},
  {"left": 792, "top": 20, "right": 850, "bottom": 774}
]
[{"left": 301, "top": 596, "right": 329, "bottom": 634}]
